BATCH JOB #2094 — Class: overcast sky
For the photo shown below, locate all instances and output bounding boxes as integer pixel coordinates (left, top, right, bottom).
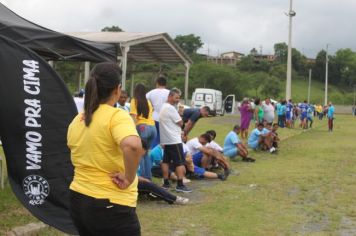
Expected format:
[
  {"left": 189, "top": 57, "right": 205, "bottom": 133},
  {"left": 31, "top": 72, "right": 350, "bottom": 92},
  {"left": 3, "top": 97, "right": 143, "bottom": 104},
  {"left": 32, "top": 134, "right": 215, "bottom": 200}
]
[{"left": 2, "top": 0, "right": 355, "bottom": 58}]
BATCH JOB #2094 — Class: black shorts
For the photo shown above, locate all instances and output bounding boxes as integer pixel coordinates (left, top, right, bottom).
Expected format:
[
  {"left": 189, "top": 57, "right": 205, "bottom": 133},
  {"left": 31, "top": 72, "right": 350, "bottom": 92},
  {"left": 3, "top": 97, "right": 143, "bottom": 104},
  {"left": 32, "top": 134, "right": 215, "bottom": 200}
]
[
  {"left": 162, "top": 143, "right": 185, "bottom": 167},
  {"left": 69, "top": 190, "right": 141, "bottom": 236}
]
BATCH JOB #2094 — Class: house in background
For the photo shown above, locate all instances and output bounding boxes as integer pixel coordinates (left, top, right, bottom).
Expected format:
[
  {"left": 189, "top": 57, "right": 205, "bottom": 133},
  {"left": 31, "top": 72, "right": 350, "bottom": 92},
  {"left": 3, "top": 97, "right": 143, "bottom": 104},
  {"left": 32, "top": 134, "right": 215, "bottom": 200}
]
[{"left": 208, "top": 51, "right": 245, "bottom": 66}]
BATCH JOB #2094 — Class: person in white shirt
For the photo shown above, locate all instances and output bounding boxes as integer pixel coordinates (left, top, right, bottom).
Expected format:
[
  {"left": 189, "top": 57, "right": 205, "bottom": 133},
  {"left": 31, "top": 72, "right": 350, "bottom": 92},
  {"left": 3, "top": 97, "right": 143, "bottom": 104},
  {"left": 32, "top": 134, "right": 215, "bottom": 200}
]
[
  {"left": 116, "top": 90, "right": 130, "bottom": 112},
  {"left": 73, "top": 89, "right": 84, "bottom": 113},
  {"left": 262, "top": 97, "right": 275, "bottom": 124},
  {"left": 146, "top": 76, "right": 170, "bottom": 148},
  {"left": 159, "top": 88, "right": 192, "bottom": 193}
]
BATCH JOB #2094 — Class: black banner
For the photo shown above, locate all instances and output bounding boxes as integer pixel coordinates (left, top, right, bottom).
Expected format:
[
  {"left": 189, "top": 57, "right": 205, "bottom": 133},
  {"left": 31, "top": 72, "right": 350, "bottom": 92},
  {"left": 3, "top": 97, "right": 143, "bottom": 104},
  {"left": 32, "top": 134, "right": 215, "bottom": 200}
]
[{"left": 0, "top": 35, "right": 77, "bottom": 234}]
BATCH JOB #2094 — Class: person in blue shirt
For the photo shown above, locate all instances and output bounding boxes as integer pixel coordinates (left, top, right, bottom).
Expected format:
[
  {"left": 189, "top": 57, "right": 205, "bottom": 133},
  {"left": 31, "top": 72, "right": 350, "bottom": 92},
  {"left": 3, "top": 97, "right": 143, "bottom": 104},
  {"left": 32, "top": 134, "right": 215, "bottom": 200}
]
[
  {"left": 327, "top": 102, "right": 335, "bottom": 132},
  {"left": 223, "top": 125, "right": 254, "bottom": 162},
  {"left": 248, "top": 123, "right": 276, "bottom": 153},
  {"left": 278, "top": 100, "right": 287, "bottom": 128},
  {"left": 307, "top": 105, "right": 314, "bottom": 128},
  {"left": 299, "top": 100, "right": 309, "bottom": 129},
  {"left": 285, "top": 99, "right": 294, "bottom": 128}
]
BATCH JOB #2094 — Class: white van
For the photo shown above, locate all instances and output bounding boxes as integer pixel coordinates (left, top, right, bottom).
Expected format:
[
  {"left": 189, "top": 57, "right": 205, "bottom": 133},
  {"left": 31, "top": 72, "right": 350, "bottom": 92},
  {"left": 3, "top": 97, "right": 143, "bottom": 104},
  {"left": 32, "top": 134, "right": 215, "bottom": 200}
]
[{"left": 191, "top": 88, "right": 235, "bottom": 115}]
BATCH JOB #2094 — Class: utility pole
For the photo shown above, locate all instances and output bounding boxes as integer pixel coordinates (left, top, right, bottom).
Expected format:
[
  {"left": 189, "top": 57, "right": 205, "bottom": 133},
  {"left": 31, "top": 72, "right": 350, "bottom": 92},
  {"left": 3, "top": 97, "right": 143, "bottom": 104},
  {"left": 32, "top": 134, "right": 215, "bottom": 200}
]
[
  {"left": 324, "top": 44, "right": 329, "bottom": 106},
  {"left": 286, "top": 0, "right": 296, "bottom": 100},
  {"left": 308, "top": 69, "right": 312, "bottom": 104}
]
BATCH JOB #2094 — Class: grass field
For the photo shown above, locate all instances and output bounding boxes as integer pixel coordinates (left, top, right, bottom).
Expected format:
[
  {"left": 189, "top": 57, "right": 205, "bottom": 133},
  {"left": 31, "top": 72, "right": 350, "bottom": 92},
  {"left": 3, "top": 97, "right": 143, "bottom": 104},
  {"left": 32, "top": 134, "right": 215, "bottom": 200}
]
[{"left": 1, "top": 114, "right": 356, "bottom": 235}]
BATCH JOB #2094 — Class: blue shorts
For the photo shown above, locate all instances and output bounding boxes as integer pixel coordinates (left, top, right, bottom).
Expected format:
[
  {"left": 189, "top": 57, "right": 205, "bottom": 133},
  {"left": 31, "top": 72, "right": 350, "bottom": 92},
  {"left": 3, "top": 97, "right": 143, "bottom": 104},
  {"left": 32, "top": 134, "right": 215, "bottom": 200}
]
[
  {"left": 286, "top": 112, "right": 292, "bottom": 120},
  {"left": 193, "top": 166, "right": 206, "bottom": 177},
  {"left": 300, "top": 113, "right": 307, "bottom": 120},
  {"left": 248, "top": 140, "right": 259, "bottom": 149},
  {"left": 192, "top": 152, "right": 203, "bottom": 167},
  {"left": 223, "top": 147, "right": 238, "bottom": 158}
]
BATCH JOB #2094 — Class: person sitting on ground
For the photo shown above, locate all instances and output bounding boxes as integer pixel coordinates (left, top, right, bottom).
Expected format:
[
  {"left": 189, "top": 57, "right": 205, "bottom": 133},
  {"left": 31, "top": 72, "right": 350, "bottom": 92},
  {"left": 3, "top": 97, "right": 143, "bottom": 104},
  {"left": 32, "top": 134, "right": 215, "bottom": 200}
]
[
  {"left": 248, "top": 123, "right": 276, "bottom": 153},
  {"left": 182, "top": 133, "right": 228, "bottom": 181},
  {"left": 138, "top": 141, "right": 189, "bottom": 205},
  {"left": 149, "top": 144, "right": 190, "bottom": 184},
  {"left": 116, "top": 90, "right": 130, "bottom": 112},
  {"left": 182, "top": 106, "right": 210, "bottom": 135},
  {"left": 186, "top": 133, "right": 230, "bottom": 171},
  {"left": 205, "top": 130, "right": 223, "bottom": 153},
  {"left": 223, "top": 125, "right": 255, "bottom": 162}
]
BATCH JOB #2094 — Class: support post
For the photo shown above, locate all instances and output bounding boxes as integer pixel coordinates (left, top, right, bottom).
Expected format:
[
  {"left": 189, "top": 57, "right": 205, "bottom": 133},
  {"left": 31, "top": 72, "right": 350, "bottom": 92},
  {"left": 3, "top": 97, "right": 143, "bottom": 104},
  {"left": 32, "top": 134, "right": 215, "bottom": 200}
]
[
  {"left": 286, "top": 0, "right": 295, "bottom": 100},
  {"left": 84, "top": 61, "right": 90, "bottom": 84},
  {"left": 130, "top": 74, "right": 135, "bottom": 97},
  {"left": 0, "top": 155, "right": 4, "bottom": 189},
  {"left": 121, "top": 46, "right": 130, "bottom": 91},
  {"left": 308, "top": 69, "right": 312, "bottom": 104},
  {"left": 184, "top": 62, "right": 190, "bottom": 105},
  {"left": 325, "top": 44, "right": 329, "bottom": 106}
]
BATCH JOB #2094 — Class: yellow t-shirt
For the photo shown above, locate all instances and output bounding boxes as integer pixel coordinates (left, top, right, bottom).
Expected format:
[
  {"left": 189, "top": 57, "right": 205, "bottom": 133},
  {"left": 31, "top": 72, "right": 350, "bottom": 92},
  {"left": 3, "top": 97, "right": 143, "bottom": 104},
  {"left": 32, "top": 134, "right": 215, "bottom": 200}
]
[
  {"left": 130, "top": 98, "right": 155, "bottom": 126},
  {"left": 67, "top": 104, "right": 139, "bottom": 207}
]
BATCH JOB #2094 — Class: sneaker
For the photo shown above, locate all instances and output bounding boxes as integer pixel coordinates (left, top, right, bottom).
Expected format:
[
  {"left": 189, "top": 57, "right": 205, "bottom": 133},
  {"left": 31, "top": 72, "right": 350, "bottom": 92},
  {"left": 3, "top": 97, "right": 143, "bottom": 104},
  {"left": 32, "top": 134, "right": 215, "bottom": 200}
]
[
  {"left": 175, "top": 185, "right": 192, "bottom": 193},
  {"left": 242, "top": 157, "right": 255, "bottom": 162},
  {"left": 217, "top": 173, "right": 227, "bottom": 181},
  {"left": 162, "top": 183, "right": 171, "bottom": 190},
  {"left": 175, "top": 196, "right": 189, "bottom": 205},
  {"left": 269, "top": 147, "right": 276, "bottom": 153},
  {"left": 183, "top": 178, "right": 191, "bottom": 184}
]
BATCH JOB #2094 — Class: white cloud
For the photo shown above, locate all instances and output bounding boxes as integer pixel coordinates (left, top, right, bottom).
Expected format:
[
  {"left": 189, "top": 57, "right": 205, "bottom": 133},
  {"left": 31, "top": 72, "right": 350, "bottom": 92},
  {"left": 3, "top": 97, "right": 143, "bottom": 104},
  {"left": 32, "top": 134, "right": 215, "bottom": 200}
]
[{"left": 2, "top": 0, "right": 356, "bottom": 58}]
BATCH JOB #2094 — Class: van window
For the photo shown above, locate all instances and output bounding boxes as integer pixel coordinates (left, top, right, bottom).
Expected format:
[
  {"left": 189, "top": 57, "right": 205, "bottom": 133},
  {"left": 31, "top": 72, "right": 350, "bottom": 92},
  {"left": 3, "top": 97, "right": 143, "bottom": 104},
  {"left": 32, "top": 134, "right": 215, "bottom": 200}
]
[
  {"left": 195, "top": 93, "right": 204, "bottom": 101},
  {"left": 205, "top": 94, "right": 213, "bottom": 103}
]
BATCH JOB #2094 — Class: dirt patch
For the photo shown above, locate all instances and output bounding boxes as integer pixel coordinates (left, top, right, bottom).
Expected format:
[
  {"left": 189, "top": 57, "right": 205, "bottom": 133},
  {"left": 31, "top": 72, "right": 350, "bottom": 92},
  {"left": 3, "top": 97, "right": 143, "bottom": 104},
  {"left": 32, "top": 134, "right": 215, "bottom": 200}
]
[
  {"left": 338, "top": 216, "right": 356, "bottom": 236},
  {"left": 293, "top": 214, "right": 329, "bottom": 235}
]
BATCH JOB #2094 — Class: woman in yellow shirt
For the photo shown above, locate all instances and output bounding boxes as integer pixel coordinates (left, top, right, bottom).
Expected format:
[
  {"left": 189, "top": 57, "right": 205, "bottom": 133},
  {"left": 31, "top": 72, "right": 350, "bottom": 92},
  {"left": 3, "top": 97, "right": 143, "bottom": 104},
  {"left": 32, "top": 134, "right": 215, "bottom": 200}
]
[
  {"left": 67, "top": 63, "right": 143, "bottom": 236},
  {"left": 130, "top": 83, "right": 157, "bottom": 180}
]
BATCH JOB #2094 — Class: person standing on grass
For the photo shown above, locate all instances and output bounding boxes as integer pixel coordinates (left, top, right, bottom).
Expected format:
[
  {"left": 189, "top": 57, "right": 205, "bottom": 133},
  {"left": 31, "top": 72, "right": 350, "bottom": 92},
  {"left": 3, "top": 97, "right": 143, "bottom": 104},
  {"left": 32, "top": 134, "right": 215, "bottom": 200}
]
[
  {"left": 327, "top": 102, "right": 335, "bottom": 132},
  {"left": 146, "top": 76, "right": 170, "bottom": 148},
  {"left": 223, "top": 125, "right": 255, "bottom": 162},
  {"left": 67, "top": 62, "right": 143, "bottom": 235},
  {"left": 286, "top": 99, "right": 293, "bottom": 128},
  {"left": 299, "top": 100, "right": 309, "bottom": 129},
  {"left": 130, "top": 84, "right": 157, "bottom": 180},
  {"left": 307, "top": 105, "right": 314, "bottom": 128},
  {"left": 278, "top": 100, "right": 287, "bottom": 128},
  {"left": 159, "top": 88, "right": 192, "bottom": 193},
  {"left": 239, "top": 97, "right": 254, "bottom": 140},
  {"left": 262, "top": 97, "right": 275, "bottom": 124},
  {"left": 254, "top": 98, "right": 264, "bottom": 127}
]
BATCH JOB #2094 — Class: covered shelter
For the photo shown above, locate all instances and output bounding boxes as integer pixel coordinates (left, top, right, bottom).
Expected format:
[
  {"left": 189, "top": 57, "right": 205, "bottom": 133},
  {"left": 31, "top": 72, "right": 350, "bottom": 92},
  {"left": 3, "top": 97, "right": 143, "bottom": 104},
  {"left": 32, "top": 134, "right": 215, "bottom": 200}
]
[
  {"left": 0, "top": 2, "right": 116, "bottom": 62},
  {"left": 68, "top": 32, "right": 193, "bottom": 102}
]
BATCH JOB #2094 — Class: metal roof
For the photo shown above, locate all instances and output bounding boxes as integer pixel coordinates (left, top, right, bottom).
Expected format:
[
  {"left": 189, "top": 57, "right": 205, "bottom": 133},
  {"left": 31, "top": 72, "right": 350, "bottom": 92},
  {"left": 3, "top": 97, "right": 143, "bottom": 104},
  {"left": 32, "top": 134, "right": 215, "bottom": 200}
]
[{"left": 68, "top": 32, "right": 192, "bottom": 64}]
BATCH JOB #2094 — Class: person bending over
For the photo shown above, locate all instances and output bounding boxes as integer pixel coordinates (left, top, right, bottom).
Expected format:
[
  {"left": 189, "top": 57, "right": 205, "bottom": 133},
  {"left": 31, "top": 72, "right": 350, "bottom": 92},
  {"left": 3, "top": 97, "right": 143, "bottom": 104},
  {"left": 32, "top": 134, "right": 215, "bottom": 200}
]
[{"left": 182, "top": 106, "right": 210, "bottom": 135}]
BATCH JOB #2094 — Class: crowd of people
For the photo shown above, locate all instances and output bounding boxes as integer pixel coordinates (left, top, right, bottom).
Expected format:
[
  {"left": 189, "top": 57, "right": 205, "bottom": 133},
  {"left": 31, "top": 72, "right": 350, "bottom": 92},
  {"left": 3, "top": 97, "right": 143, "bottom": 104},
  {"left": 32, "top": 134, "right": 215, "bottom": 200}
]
[
  {"left": 239, "top": 97, "right": 336, "bottom": 133},
  {"left": 68, "top": 62, "right": 337, "bottom": 235}
]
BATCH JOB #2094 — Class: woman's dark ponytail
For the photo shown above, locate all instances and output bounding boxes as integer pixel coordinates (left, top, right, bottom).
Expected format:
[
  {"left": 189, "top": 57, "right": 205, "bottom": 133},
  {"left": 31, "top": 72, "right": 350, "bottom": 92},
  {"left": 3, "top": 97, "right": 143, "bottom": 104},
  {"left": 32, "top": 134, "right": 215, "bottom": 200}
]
[
  {"left": 83, "top": 63, "right": 122, "bottom": 127},
  {"left": 84, "top": 77, "right": 100, "bottom": 126}
]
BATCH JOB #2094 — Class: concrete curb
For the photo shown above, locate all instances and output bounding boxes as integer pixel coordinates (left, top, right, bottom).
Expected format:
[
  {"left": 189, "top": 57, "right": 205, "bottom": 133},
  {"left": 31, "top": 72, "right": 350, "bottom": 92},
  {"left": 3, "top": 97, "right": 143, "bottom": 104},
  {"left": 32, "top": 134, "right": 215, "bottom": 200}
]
[{"left": 6, "top": 222, "right": 49, "bottom": 236}]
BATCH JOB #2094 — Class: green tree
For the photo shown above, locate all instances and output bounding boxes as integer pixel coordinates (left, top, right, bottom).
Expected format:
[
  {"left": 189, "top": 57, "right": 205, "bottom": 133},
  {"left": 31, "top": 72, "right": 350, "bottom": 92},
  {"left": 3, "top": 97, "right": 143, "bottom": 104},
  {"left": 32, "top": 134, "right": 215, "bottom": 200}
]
[
  {"left": 260, "top": 76, "right": 282, "bottom": 98},
  {"left": 174, "top": 34, "right": 203, "bottom": 55},
  {"left": 101, "top": 25, "right": 123, "bottom": 32},
  {"left": 274, "top": 42, "right": 288, "bottom": 62}
]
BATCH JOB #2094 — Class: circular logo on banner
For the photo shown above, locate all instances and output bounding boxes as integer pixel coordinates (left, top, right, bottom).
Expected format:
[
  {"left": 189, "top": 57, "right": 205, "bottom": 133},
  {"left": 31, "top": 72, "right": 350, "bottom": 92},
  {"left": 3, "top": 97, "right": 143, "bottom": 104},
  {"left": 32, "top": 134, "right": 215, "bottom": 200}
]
[{"left": 23, "top": 175, "right": 50, "bottom": 205}]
